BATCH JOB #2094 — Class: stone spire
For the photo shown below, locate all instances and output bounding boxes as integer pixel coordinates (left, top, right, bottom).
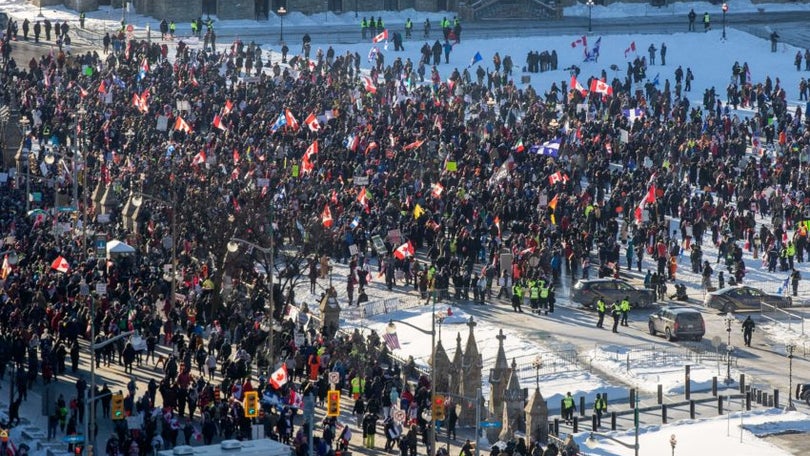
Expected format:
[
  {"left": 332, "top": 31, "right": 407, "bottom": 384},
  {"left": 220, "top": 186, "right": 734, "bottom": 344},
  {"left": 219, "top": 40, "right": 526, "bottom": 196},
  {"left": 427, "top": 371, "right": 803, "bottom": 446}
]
[
  {"left": 486, "top": 329, "right": 510, "bottom": 442},
  {"left": 459, "top": 317, "right": 483, "bottom": 427},
  {"left": 449, "top": 332, "right": 464, "bottom": 396},
  {"left": 431, "top": 339, "right": 451, "bottom": 394},
  {"left": 525, "top": 387, "right": 549, "bottom": 445},
  {"left": 499, "top": 358, "right": 526, "bottom": 442}
]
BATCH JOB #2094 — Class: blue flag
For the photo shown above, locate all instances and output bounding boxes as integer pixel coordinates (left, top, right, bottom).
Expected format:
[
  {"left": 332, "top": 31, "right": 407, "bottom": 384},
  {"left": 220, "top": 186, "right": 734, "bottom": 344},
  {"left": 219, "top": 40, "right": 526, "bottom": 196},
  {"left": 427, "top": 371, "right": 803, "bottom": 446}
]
[
  {"left": 530, "top": 137, "right": 561, "bottom": 157},
  {"left": 622, "top": 108, "right": 644, "bottom": 123},
  {"left": 652, "top": 73, "right": 660, "bottom": 87},
  {"left": 469, "top": 51, "right": 483, "bottom": 67},
  {"left": 271, "top": 113, "right": 287, "bottom": 133},
  {"left": 112, "top": 74, "right": 126, "bottom": 89}
]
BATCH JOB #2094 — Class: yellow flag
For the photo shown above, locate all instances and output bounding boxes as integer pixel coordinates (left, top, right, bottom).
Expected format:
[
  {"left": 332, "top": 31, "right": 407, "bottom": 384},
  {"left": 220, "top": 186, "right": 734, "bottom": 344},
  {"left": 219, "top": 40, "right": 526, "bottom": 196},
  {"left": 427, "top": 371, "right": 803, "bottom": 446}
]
[{"left": 413, "top": 203, "right": 425, "bottom": 220}]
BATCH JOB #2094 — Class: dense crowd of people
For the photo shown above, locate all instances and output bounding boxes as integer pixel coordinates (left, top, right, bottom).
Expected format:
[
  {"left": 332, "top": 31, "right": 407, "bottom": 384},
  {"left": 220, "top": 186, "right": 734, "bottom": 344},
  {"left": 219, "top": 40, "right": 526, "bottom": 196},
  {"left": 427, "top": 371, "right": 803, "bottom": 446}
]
[{"left": 1, "top": 7, "right": 810, "bottom": 456}]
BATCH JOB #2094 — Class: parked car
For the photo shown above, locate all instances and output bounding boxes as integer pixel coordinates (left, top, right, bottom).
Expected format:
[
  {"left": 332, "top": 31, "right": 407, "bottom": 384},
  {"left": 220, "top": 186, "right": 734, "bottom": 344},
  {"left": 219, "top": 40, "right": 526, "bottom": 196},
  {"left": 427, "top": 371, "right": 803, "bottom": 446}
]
[
  {"left": 703, "top": 286, "right": 791, "bottom": 313},
  {"left": 647, "top": 306, "right": 705, "bottom": 342},
  {"left": 571, "top": 278, "right": 656, "bottom": 309}
]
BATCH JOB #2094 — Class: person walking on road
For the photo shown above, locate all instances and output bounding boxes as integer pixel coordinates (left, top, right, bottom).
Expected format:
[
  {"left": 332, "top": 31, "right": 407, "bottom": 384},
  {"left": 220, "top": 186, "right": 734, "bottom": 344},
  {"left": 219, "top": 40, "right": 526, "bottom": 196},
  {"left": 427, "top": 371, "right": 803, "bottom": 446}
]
[{"left": 742, "top": 316, "right": 755, "bottom": 347}]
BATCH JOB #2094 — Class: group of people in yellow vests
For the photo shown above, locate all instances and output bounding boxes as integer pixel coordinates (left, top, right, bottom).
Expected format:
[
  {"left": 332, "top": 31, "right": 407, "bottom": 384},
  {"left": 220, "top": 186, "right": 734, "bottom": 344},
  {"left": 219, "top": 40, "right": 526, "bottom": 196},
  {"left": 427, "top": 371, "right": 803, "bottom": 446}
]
[
  {"left": 595, "top": 297, "right": 631, "bottom": 333},
  {"left": 510, "top": 278, "right": 555, "bottom": 314}
]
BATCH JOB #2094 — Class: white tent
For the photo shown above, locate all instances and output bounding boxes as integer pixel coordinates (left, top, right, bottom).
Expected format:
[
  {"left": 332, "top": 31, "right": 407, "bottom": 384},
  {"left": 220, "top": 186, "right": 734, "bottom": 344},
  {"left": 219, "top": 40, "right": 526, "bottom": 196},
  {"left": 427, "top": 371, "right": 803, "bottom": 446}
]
[{"left": 106, "top": 240, "right": 136, "bottom": 259}]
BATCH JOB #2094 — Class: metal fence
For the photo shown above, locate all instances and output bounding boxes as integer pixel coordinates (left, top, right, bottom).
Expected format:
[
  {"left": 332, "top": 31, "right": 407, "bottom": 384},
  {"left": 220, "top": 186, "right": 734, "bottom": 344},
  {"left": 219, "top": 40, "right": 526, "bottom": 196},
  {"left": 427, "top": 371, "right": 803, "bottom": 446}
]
[
  {"left": 760, "top": 302, "right": 807, "bottom": 337},
  {"left": 613, "top": 343, "right": 737, "bottom": 373}
]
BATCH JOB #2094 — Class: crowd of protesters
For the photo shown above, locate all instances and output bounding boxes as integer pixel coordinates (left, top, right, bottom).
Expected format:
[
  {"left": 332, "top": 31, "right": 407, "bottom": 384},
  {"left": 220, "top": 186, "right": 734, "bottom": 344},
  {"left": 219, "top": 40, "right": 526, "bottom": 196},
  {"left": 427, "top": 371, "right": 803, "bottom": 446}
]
[{"left": 0, "top": 8, "right": 810, "bottom": 456}]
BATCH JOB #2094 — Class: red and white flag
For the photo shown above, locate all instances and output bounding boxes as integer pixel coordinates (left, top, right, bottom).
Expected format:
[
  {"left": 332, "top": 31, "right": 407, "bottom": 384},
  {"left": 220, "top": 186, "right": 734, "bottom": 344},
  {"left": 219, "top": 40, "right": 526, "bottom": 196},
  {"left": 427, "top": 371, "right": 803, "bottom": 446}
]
[
  {"left": 289, "top": 389, "right": 304, "bottom": 409},
  {"left": 192, "top": 150, "right": 206, "bottom": 165},
  {"left": 634, "top": 185, "right": 657, "bottom": 223},
  {"left": 78, "top": 86, "right": 89, "bottom": 98},
  {"left": 571, "top": 35, "right": 587, "bottom": 48},
  {"left": 548, "top": 171, "right": 570, "bottom": 185},
  {"left": 270, "top": 364, "right": 288, "bottom": 389},
  {"left": 322, "top": 204, "right": 333, "bottom": 228},
  {"left": 223, "top": 99, "right": 234, "bottom": 116},
  {"left": 132, "top": 93, "right": 149, "bottom": 113},
  {"left": 570, "top": 75, "right": 588, "bottom": 96},
  {"left": 431, "top": 182, "right": 444, "bottom": 198},
  {"left": 372, "top": 29, "right": 389, "bottom": 43},
  {"left": 212, "top": 114, "right": 227, "bottom": 131},
  {"left": 0, "top": 255, "right": 12, "bottom": 279},
  {"left": 284, "top": 108, "right": 299, "bottom": 130},
  {"left": 357, "top": 187, "right": 369, "bottom": 209},
  {"left": 98, "top": 80, "right": 107, "bottom": 94},
  {"left": 51, "top": 256, "right": 70, "bottom": 273},
  {"left": 403, "top": 139, "right": 424, "bottom": 151},
  {"left": 361, "top": 75, "right": 377, "bottom": 94},
  {"left": 233, "top": 149, "right": 240, "bottom": 164},
  {"left": 304, "top": 113, "right": 321, "bottom": 132},
  {"left": 589, "top": 78, "right": 613, "bottom": 96},
  {"left": 393, "top": 241, "right": 415, "bottom": 260},
  {"left": 174, "top": 116, "right": 193, "bottom": 133},
  {"left": 624, "top": 41, "right": 637, "bottom": 58},
  {"left": 301, "top": 140, "right": 318, "bottom": 174}
]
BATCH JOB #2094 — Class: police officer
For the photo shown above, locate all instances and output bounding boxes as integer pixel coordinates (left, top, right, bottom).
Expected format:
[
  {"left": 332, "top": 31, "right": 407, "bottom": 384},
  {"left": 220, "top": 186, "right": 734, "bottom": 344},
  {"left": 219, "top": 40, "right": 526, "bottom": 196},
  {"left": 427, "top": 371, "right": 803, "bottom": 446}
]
[
  {"left": 611, "top": 301, "right": 621, "bottom": 333},
  {"left": 596, "top": 298, "right": 606, "bottom": 328},
  {"left": 361, "top": 17, "right": 368, "bottom": 40},
  {"left": 405, "top": 18, "right": 413, "bottom": 39},
  {"left": 511, "top": 282, "right": 523, "bottom": 313},
  {"left": 79, "top": 12, "right": 86, "bottom": 29},
  {"left": 620, "top": 296, "right": 631, "bottom": 326},
  {"left": 593, "top": 393, "right": 607, "bottom": 428},
  {"left": 529, "top": 280, "right": 540, "bottom": 313},
  {"left": 540, "top": 282, "right": 550, "bottom": 315},
  {"left": 562, "top": 392, "right": 576, "bottom": 425}
]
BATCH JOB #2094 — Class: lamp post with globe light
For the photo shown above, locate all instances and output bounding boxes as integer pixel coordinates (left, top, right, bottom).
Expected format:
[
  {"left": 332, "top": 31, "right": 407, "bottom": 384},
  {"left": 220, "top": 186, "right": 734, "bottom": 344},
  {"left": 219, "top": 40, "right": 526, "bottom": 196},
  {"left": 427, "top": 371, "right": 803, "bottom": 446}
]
[
  {"left": 722, "top": 3, "right": 728, "bottom": 40},
  {"left": 724, "top": 314, "right": 735, "bottom": 384},
  {"left": 786, "top": 343, "right": 796, "bottom": 411},
  {"left": 277, "top": 6, "right": 287, "bottom": 43},
  {"left": 587, "top": 0, "right": 594, "bottom": 32},
  {"left": 670, "top": 434, "right": 677, "bottom": 456}
]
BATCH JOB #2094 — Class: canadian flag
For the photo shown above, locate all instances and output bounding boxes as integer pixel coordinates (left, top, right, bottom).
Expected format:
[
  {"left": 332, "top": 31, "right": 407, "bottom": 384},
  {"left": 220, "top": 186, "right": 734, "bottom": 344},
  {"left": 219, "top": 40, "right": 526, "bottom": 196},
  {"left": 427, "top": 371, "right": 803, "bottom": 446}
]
[
  {"left": 212, "top": 114, "right": 227, "bottom": 131},
  {"left": 634, "top": 185, "right": 657, "bottom": 223},
  {"left": 0, "top": 255, "right": 12, "bottom": 279},
  {"left": 304, "top": 113, "right": 321, "bottom": 132},
  {"left": 624, "top": 41, "right": 637, "bottom": 58},
  {"left": 223, "top": 99, "right": 234, "bottom": 116},
  {"left": 51, "top": 256, "right": 70, "bottom": 273},
  {"left": 192, "top": 150, "right": 206, "bottom": 165},
  {"left": 372, "top": 29, "right": 388, "bottom": 43},
  {"left": 403, "top": 139, "right": 424, "bottom": 151},
  {"left": 589, "top": 79, "right": 613, "bottom": 96},
  {"left": 174, "top": 116, "right": 193, "bottom": 133},
  {"left": 78, "top": 86, "right": 89, "bottom": 98},
  {"left": 571, "top": 35, "right": 587, "bottom": 48},
  {"left": 289, "top": 389, "right": 304, "bottom": 409},
  {"left": 233, "top": 149, "right": 240, "bottom": 164},
  {"left": 98, "top": 80, "right": 107, "bottom": 94},
  {"left": 431, "top": 182, "right": 444, "bottom": 198},
  {"left": 570, "top": 75, "right": 588, "bottom": 96},
  {"left": 393, "top": 241, "right": 415, "bottom": 260},
  {"left": 361, "top": 75, "right": 377, "bottom": 94},
  {"left": 548, "top": 171, "right": 570, "bottom": 185},
  {"left": 301, "top": 140, "right": 318, "bottom": 174},
  {"left": 357, "top": 187, "right": 369, "bottom": 208},
  {"left": 322, "top": 204, "right": 333, "bottom": 228},
  {"left": 284, "top": 109, "right": 299, "bottom": 130},
  {"left": 132, "top": 93, "right": 148, "bottom": 113}
]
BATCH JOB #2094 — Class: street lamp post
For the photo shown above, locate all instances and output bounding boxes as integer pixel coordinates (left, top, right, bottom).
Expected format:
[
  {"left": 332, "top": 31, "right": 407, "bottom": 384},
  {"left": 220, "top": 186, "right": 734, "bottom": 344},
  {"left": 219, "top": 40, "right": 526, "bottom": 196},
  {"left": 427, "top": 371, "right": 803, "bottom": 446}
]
[
  {"left": 722, "top": 3, "right": 728, "bottom": 40},
  {"left": 587, "top": 0, "right": 594, "bottom": 32},
  {"left": 786, "top": 343, "right": 796, "bottom": 411},
  {"left": 670, "top": 434, "right": 677, "bottom": 456},
  {"left": 227, "top": 237, "right": 275, "bottom": 369},
  {"left": 131, "top": 192, "right": 177, "bottom": 308},
  {"left": 724, "top": 315, "right": 735, "bottom": 384},
  {"left": 277, "top": 6, "right": 287, "bottom": 43}
]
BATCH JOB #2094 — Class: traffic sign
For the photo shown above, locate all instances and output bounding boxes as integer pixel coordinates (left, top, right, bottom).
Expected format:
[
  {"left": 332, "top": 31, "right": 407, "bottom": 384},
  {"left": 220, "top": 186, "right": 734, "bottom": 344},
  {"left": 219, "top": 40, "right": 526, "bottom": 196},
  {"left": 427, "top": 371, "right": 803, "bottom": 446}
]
[
  {"left": 62, "top": 435, "right": 85, "bottom": 443},
  {"left": 393, "top": 409, "right": 406, "bottom": 423},
  {"left": 479, "top": 421, "right": 502, "bottom": 428},
  {"left": 328, "top": 371, "right": 340, "bottom": 385}
]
